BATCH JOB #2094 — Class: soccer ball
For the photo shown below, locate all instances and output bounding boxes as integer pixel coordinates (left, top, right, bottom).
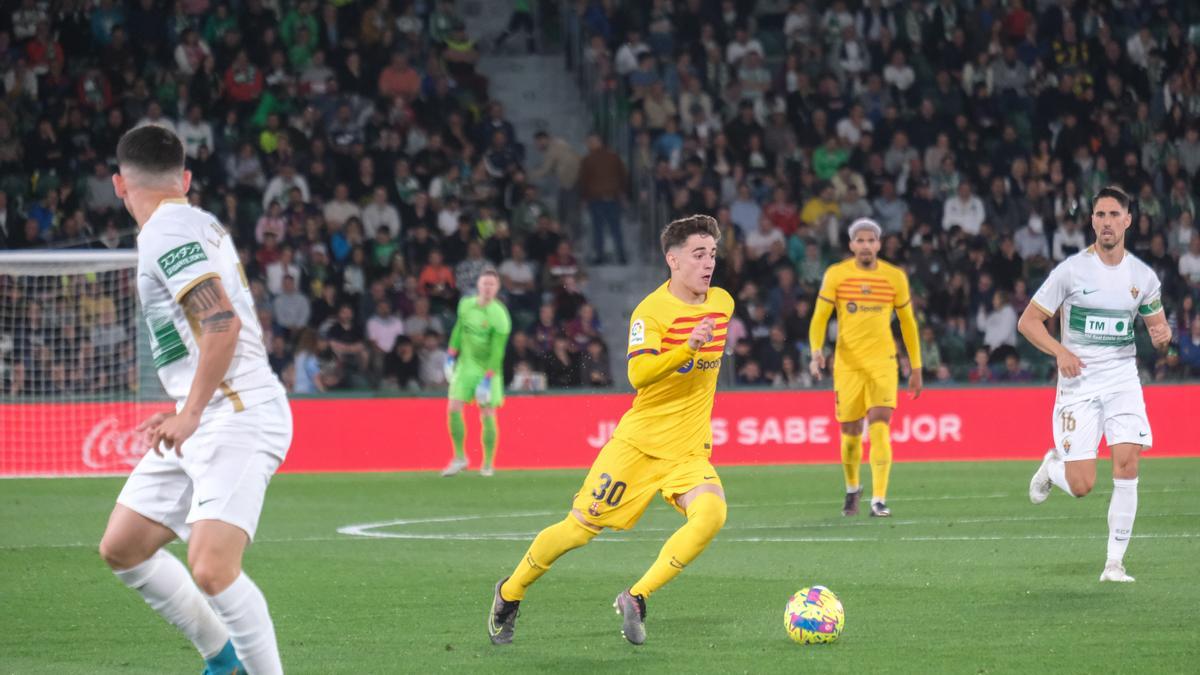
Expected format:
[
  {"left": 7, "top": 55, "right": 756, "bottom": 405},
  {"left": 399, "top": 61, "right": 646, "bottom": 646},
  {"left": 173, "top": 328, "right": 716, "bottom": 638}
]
[{"left": 784, "top": 586, "right": 845, "bottom": 645}]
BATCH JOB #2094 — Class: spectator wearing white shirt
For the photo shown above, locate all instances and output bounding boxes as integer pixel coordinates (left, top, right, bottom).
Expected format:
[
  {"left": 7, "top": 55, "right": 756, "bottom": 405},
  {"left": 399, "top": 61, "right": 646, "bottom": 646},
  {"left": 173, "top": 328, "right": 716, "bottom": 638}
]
[
  {"left": 366, "top": 300, "right": 406, "bottom": 354},
  {"left": 174, "top": 29, "right": 212, "bottom": 76},
  {"left": 835, "top": 104, "right": 873, "bottom": 145},
  {"left": 745, "top": 215, "right": 786, "bottom": 260},
  {"left": 1179, "top": 235, "right": 1200, "bottom": 289},
  {"left": 1052, "top": 218, "right": 1087, "bottom": 262},
  {"left": 265, "top": 246, "right": 303, "bottom": 297},
  {"left": 822, "top": 0, "right": 855, "bottom": 41},
  {"left": 977, "top": 291, "right": 1018, "bottom": 357},
  {"left": 1125, "top": 27, "right": 1155, "bottom": 70},
  {"left": 418, "top": 331, "right": 449, "bottom": 389},
  {"left": 725, "top": 27, "right": 765, "bottom": 65},
  {"left": 836, "top": 26, "right": 870, "bottom": 80},
  {"left": 261, "top": 163, "right": 311, "bottom": 210},
  {"left": 323, "top": 183, "right": 362, "bottom": 230},
  {"left": 942, "top": 182, "right": 986, "bottom": 235},
  {"left": 437, "top": 196, "right": 462, "bottom": 238},
  {"left": 135, "top": 101, "right": 176, "bottom": 135},
  {"left": 361, "top": 186, "right": 402, "bottom": 238},
  {"left": 882, "top": 50, "right": 915, "bottom": 94},
  {"left": 176, "top": 105, "right": 214, "bottom": 159},
  {"left": 856, "top": 0, "right": 896, "bottom": 44},
  {"left": 784, "top": 2, "right": 815, "bottom": 47},
  {"left": 615, "top": 29, "right": 651, "bottom": 76},
  {"left": 499, "top": 242, "right": 539, "bottom": 315},
  {"left": 1014, "top": 218, "right": 1050, "bottom": 261}
]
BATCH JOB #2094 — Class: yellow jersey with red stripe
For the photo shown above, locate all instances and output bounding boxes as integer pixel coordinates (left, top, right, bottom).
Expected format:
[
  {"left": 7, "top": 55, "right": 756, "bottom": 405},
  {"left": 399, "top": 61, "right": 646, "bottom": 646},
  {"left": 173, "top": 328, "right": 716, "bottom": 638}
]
[
  {"left": 816, "top": 258, "right": 912, "bottom": 371},
  {"left": 616, "top": 281, "right": 735, "bottom": 460}
]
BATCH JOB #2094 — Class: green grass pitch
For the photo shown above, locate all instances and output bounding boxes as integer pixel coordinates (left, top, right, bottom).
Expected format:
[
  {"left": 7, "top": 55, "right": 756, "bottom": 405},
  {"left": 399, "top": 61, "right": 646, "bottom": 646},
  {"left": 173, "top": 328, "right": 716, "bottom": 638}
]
[{"left": 2, "top": 459, "right": 1199, "bottom": 673}]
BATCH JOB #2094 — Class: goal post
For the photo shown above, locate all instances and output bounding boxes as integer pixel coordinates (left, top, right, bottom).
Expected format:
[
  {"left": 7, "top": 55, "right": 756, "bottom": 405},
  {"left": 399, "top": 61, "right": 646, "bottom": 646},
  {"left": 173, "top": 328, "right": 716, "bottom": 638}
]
[{"left": 0, "top": 250, "right": 169, "bottom": 477}]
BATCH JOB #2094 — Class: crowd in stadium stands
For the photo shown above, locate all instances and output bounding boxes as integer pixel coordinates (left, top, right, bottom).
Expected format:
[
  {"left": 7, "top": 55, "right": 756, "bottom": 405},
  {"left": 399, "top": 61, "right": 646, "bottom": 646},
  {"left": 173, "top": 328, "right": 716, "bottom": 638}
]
[
  {"left": 583, "top": 0, "right": 1200, "bottom": 385},
  {"left": 0, "top": 0, "right": 618, "bottom": 395},
  {"left": 3, "top": 1, "right": 1200, "bottom": 398}
]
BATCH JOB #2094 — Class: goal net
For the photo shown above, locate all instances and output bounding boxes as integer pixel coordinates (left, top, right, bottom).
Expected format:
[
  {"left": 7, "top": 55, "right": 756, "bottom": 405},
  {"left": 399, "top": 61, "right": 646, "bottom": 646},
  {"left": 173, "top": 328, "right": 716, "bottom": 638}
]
[{"left": 0, "top": 251, "right": 168, "bottom": 477}]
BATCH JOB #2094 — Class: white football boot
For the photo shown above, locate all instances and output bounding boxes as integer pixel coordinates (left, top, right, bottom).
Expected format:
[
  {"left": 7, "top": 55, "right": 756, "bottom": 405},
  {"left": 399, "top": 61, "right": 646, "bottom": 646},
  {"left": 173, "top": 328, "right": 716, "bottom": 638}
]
[
  {"left": 1099, "top": 559, "right": 1135, "bottom": 583},
  {"left": 441, "top": 457, "right": 468, "bottom": 477},
  {"left": 1028, "top": 450, "right": 1055, "bottom": 504}
]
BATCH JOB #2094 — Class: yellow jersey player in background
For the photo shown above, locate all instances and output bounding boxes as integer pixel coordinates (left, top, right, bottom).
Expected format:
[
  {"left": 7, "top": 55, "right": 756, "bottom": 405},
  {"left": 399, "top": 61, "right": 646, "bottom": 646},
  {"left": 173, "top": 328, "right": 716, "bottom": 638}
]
[
  {"left": 487, "top": 215, "right": 734, "bottom": 647},
  {"left": 808, "top": 218, "right": 922, "bottom": 518}
]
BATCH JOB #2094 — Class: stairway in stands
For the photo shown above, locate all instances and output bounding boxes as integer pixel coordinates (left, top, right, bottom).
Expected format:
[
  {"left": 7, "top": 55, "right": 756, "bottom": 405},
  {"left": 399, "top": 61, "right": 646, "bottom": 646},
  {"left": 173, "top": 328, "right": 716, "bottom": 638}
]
[{"left": 461, "top": 3, "right": 653, "bottom": 388}]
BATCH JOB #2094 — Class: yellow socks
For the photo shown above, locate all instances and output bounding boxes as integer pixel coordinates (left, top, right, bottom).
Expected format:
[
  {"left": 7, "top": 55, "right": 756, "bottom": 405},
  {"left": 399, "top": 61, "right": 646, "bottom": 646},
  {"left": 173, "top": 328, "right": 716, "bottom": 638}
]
[
  {"left": 869, "top": 421, "right": 892, "bottom": 503},
  {"left": 630, "top": 492, "right": 727, "bottom": 599},
  {"left": 841, "top": 434, "right": 863, "bottom": 492},
  {"left": 500, "top": 515, "right": 597, "bottom": 601}
]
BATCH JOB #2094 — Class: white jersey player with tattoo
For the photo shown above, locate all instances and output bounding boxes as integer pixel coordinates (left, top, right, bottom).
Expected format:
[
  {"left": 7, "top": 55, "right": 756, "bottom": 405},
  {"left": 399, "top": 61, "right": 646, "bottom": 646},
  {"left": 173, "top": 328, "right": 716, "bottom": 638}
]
[
  {"left": 1019, "top": 186, "right": 1173, "bottom": 584},
  {"left": 99, "top": 126, "right": 290, "bottom": 674}
]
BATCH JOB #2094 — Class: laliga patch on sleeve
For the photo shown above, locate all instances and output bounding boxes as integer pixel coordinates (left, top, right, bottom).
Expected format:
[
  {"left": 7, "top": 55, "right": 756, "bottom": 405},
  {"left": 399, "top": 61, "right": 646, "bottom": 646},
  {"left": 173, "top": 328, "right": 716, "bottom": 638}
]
[
  {"left": 629, "top": 318, "right": 646, "bottom": 347},
  {"left": 157, "top": 241, "right": 208, "bottom": 278}
]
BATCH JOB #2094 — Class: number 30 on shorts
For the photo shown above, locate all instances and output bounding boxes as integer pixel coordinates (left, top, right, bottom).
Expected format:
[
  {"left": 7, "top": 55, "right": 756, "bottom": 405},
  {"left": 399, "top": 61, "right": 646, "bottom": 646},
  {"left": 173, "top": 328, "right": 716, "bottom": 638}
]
[{"left": 591, "top": 473, "right": 627, "bottom": 506}]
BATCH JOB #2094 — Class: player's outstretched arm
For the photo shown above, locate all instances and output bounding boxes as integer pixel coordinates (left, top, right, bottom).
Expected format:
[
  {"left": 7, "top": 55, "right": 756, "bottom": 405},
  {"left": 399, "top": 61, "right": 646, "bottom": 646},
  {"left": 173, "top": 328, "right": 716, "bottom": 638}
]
[
  {"left": 1017, "top": 302, "right": 1083, "bottom": 378},
  {"left": 150, "top": 277, "right": 241, "bottom": 455}
]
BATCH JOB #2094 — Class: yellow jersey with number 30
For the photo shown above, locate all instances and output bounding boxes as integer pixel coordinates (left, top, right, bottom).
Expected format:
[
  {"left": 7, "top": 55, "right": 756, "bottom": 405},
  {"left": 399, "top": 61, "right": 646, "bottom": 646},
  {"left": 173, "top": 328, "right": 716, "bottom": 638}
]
[{"left": 615, "top": 281, "right": 735, "bottom": 460}]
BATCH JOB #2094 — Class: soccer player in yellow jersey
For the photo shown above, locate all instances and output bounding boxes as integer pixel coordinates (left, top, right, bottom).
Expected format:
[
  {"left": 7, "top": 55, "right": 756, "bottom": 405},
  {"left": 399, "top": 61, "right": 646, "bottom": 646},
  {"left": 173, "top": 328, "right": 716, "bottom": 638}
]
[
  {"left": 487, "top": 215, "right": 734, "bottom": 647},
  {"left": 808, "top": 218, "right": 923, "bottom": 518}
]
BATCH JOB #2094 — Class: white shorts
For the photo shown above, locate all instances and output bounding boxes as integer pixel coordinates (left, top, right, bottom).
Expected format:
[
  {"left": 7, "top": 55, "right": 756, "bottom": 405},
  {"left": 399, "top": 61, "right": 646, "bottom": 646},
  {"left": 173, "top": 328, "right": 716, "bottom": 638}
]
[
  {"left": 117, "top": 396, "right": 292, "bottom": 541},
  {"left": 1052, "top": 388, "right": 1152, "bottom": 462}
]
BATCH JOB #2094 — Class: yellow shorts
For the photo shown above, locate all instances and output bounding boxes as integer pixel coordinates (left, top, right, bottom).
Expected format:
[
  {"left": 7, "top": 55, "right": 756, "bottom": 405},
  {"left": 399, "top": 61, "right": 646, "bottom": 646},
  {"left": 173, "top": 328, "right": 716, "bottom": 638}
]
[
  {"left": 833, "top": 364, "right": 898, "bottom": 423},
  {"left": 570, "top": 437, "right": 722, "bottom": 531}
]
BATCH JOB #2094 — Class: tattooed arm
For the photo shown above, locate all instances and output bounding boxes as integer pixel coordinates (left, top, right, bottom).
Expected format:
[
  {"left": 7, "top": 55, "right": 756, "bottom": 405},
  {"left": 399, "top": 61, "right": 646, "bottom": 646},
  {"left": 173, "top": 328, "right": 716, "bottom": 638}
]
[
  {"left": 148, "top": 275, "right": 242, "bottom": 454},
  {"left": 178, "top": 276, "right": 242, "bottom": 419}
]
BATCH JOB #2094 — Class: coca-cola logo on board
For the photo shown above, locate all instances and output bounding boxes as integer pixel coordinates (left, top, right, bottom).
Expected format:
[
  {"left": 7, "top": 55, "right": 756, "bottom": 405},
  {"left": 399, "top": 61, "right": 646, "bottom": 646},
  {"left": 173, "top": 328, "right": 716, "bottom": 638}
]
[{"left": 83, "top": 416, "right": 146, "bottom": 469}]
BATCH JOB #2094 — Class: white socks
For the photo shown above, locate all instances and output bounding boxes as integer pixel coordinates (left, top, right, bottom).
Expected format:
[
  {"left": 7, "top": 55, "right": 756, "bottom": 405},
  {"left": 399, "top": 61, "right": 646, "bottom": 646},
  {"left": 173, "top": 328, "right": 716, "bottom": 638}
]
[
  {"left": 114, "top": 550, "right": 228, "bottom": 659},
  {"left": 1107, "top": 477, "right": 1139, "bottom": 564},
  {"left": 1046, "top": 453, "right": 1074, "bottom": 496},
  {"left": 205, "top": 572, "right": 283, "bottom": 675}
]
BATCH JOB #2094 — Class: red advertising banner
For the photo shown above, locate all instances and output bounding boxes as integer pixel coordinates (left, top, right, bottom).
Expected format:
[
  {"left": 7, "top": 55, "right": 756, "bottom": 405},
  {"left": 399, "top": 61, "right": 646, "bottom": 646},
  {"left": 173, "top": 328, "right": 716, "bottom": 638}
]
[{"left": 1, "top": 386, "right": 1197, "bottom": 477}]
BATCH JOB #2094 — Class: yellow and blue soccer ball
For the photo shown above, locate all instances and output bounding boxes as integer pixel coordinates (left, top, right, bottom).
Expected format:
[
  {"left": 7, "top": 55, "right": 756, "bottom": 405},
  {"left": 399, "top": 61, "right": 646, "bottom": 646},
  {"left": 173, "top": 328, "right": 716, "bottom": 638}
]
[{"left": 784, "top": 586, "right": 845, "bottom": 644}]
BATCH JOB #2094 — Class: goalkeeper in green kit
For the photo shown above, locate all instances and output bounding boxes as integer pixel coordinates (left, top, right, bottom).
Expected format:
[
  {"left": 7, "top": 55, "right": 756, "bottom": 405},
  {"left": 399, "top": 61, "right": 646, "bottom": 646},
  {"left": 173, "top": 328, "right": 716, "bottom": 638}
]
[{"left": 442, "top": 268, "right": 513, "bottom": 477}]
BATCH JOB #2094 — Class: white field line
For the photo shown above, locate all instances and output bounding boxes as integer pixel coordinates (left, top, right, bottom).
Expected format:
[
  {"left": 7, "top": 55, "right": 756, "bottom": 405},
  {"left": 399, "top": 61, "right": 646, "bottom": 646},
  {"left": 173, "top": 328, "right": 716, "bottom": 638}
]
[
  {"left": 332, "top": 509, "right": 1200, "bottom": 543},
  {"left": 4, "top": 498, "right": 1199, "bottom": 551}
]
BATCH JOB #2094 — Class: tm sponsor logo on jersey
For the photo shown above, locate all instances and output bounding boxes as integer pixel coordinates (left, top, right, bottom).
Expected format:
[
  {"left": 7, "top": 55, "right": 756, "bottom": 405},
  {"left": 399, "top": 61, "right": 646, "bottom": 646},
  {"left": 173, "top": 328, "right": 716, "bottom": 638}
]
[{"left": 158, "top": 241, "right": 208, "bottom": 278}]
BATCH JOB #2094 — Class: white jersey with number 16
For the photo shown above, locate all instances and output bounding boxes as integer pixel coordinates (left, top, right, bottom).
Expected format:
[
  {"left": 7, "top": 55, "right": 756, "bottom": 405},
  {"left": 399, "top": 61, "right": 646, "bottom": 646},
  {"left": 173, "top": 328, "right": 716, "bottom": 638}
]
[
  {"left": 1030, "top": 246, "right": 1163, "bottom": 405},
  {"left": 136, "top": 199, "right": 285, "bottom": 414}
]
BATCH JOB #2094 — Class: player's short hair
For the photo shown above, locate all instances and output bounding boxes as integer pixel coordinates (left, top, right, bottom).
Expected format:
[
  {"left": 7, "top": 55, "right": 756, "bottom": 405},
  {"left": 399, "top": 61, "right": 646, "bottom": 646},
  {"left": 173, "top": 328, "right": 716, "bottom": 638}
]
[
  {"left": 479, "top": 266, "right": 499, "bottom": 279},
  {"left": 661, "top": 214, "right": 721, "bottom": 254},
  {"left": 116, "top": 126, "right": 185, "bottom": 179},
  {"left": 1094, "top": 185, "right": 1132, "bottom": 212}
]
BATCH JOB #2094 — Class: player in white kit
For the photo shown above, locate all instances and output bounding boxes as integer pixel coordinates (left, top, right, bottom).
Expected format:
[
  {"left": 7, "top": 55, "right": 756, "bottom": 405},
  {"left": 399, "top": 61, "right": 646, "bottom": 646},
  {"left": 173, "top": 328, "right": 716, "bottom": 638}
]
[
  {"left": 98, "top": 126, "right": 290, "bottom": 674},
  {"left": 1019, "top": 186, "right": 1172, "bottom": 583}
]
